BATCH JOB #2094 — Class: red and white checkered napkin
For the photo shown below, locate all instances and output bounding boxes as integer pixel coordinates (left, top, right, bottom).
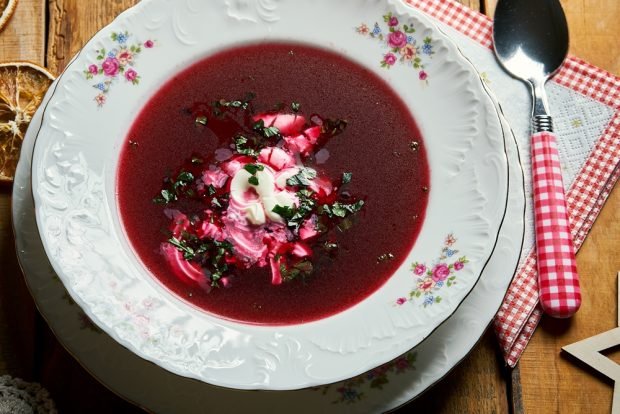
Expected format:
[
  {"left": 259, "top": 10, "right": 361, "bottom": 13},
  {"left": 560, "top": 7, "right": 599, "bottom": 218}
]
[{"left": 405, "top": 0, "right": 620, "bottom": 367}]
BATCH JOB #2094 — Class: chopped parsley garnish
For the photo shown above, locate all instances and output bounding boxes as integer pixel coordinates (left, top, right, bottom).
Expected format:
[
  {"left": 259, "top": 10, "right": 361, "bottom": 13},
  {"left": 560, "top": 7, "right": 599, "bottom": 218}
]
[
  {"left": 168, "top": 236, "right": 196, "bottom": 260},
  {"left": 320, "top": 200, "right": 365, "bottom": 218},
  {"left": 322, "top": 118, "right": 348, "bottom": 136},
  {"left": 286, "top": 167, "right": 317, "bottom": 187},
  {"left": 207, "top": 184, "right": 217, "bottom": 196},
  {"left": 211, "top": 198, "right": 222, "bottom": 208},
  {"left": 217, "top": 92, "right": 255, "bottom": 110},
  {"left": 272, "top": 204, "right": 295, "bottom": 218},
  {"left": 272, "top": 189, "right": 317, "bottom": 230},
  {"left": 191, "top": 156, "right": 204, "bottom": 165},
  {"left": 291, "top": 102, "right": 301, "bottom": 113},
  {"left": 341, "top": 172, "right": 352, "bottom": 185},
  {"left": 152, "top": 171, "right": 195, "bottom": 204},
  {"left": 234, "top": 135, "right": 259, "bottom": 157},
  {"left": 281, "top": 260, "right": 313, "bottom": 282},
  {"left": 244, "top": 163, "right": 265, "bottom": 185},
  {"left": 253, "top": 119, "right": 281, "bottom": 138},
  {"left": 168, "top": 235, "right": 235, "bottom": 287},
  {"left": 243, "top": 163, "right": 265, "bottom": 175},
  {"left": 195, "top": 115, "right": 208, "bottom": 126}
]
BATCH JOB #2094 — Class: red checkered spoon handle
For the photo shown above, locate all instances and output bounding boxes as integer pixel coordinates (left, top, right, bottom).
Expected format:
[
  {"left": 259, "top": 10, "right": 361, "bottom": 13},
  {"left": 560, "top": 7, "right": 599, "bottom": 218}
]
[{"left": 531, "top": 131, "right": 581, "bottom": 318}]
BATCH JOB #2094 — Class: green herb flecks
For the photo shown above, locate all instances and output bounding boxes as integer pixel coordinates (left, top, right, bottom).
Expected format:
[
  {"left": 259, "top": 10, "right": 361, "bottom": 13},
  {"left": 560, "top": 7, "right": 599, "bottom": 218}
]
[
  {"left": 281, "top": 260, "right": 314, "bottom": 282},
  {"left": 244, "top": 163, "right": 265, "bottom": 186},
  {"left": 153, "top": 171, "right": 195, "bottom": 204},
  {"left": 272, "top": 189, "right": 317, "bottom": 231},
  {"left": 286, "top": 167, "right": 317, "bottom": 187},
  {"left": 341, "top": 172, "right": 352, "bottom": 185},
  {"left": 234, "top": 135, "right": 259, "bottom": 157},
  {"left": 195, "top": 115, "right": 208, "bottom": 126},
  {"left": 320, "top": 200, "right": 365, "bottom": 218},
  {"left": 167, "top": 234, "right": 235, "bottom": 287},
  {"left": 322, "top": 118, "right": 348, "bottom": 136},
  {"left": 291, "top": 102, "right": 301, "bottom": 113},
  {"left": 253, "top": 119, "right": 281, "bottom": 139}
]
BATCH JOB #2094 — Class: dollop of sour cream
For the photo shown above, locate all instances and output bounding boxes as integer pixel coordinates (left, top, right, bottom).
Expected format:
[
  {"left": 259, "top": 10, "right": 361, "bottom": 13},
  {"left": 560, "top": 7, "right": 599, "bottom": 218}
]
[{"left": 229, "top": 163, "right": 299, "bottom": 225}]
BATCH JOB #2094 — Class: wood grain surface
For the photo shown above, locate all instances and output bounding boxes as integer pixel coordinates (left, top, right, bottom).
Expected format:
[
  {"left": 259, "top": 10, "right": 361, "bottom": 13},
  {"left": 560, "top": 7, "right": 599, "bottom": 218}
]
[{"left": 0, "top": 0, "right": 617, "bottom": 413}]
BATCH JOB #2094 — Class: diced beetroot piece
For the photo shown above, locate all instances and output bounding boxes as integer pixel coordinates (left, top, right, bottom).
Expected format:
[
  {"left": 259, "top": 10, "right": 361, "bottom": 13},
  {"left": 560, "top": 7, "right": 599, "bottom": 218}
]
[
  {"left": 197, "top": 220, "right": 224, "bottom": 241},
  {"left": 202, "top": 166, "right": 229, "bottom": 188},
  {"left": 253, "top": 113, "right": 306, "bottom": 136},
  {"left": 300, "top": 218, "right": 319, "bottom": 240},
  {"left": 291, "top": 242, "right": 312, "bottom": 258},
  {"left": 272, "top": 114, "right": 306, "bottom": 135},
  {"left": 168, "top": 212, "right": 190, "bottom": 237},
  {"left": 161, "top": 244, "right": 211, "bottom": 291},
  {"left": 308, "top": 176, "right": 333, "bottom": 197},
  {"left": 284, "top": 134, "right": 313, "bottom": 155},
  {"left": 253, "top": 113, "right": 277, "bottom": 128},
  {"left": 220, "top": 155, "right": 255, "bottom": 177},
  {"left": 274, "top": 167, "right": 300, "bottom": 190},
  {"left": 303, "top": 126, "right": 321, "bottom": 144},
  {"left": 259, "top": 147, "right": 296, "bottom": 171},
  {"left": 269, "top": 256, "right": 283, "bottom": 285}
]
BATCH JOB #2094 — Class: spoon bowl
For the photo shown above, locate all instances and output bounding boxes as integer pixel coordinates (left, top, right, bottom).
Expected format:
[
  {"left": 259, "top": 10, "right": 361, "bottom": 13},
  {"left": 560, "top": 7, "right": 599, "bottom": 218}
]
[{"left": 493, "top": 0, "right": 569, "bottom": 83}]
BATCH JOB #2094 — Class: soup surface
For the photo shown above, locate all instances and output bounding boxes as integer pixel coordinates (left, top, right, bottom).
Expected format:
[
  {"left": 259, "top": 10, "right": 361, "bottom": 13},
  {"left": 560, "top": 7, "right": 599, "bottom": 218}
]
[{"left": 117, "top": 43, "right": 429, "bottom": 325}]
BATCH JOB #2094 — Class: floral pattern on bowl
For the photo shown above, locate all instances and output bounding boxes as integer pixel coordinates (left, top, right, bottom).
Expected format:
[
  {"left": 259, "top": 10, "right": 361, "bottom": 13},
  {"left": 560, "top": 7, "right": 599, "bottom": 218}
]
[
  {"left": 314, "top": 351, "right": 417, "bottom": 404},
  {"left": 357, "top": 11, "right": 434, "bottom": 81},
  {"left": 396, "top": 234, "right": 469, "bottom": 307},
  {"left": 83, "top": 31, "right": 155, "bottom": 106}
]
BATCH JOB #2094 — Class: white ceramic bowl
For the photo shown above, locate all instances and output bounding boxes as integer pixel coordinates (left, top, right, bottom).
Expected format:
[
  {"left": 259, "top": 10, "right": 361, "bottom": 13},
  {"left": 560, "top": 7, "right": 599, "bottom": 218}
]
[{"left": 31, "top": 0, "right": 508, "bottom": 390}]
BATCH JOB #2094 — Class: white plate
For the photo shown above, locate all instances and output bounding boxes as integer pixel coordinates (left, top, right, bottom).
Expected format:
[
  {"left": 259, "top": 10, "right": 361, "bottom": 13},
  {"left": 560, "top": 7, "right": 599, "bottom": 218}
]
[
  {"left": 30, "top": 0, "right": 508, "bottom": 389},
  {"left": 14, "top": 76, "right": 523, "bottom": 413}
]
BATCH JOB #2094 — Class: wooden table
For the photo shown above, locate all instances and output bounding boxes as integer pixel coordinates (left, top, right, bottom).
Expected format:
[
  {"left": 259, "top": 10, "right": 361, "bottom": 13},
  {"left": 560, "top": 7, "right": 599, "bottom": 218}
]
[{"left": 0, "top": 0, "right": 618, "bottom": 412}]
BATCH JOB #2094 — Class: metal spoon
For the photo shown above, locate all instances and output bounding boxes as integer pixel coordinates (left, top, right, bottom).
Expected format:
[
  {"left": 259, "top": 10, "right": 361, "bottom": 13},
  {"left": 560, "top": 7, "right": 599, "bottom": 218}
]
[{"left": 493, "top": 0, "right": 581, "bottom": 318}]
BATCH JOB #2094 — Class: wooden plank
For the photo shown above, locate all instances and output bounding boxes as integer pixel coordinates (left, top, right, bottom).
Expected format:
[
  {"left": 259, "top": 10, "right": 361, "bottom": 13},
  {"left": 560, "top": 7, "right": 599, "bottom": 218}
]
[
  {"left": 519, "top": 187, "right": 620, "bottom": 414},
  {"left": 0, "top": 0, "right": 45, "bottom": 63},
  {"left": 411, "top": 330, "right": 510, "bottom": 413},
  {"left": 0, "top": 0, "right": 46, "bottom": 379}
]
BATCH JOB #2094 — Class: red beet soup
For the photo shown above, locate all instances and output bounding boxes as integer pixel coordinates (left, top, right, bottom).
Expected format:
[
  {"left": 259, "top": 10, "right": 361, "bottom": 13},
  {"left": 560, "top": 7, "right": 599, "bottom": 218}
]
[{"left": 117, "top": 43, "right": 429, "bottom": 325}]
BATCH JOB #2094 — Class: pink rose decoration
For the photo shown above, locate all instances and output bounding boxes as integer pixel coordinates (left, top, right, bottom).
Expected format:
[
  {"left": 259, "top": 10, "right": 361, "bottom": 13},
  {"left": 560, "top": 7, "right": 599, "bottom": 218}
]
[
  {"left": 388, "top": 16, "right": 399, "bottom": 27},
  {"left": 387, "top": 30, "right": 407, "bottom": 48},
  {"left": 88, "top": 64, "right": 98, "bottom": 75},
  {"left": 117, "top": 50, "right": 133, "bottom": 65},
  {"left": 102, "top": 57, "right": 120, "bottom": 76},
  {"left": 396, "top": 297, "right": 407, "bottom": 305},
  {"left": 419, "top": 70, "right": 428, "bottom": 81},
  {"left": 125, "top": 68, "right": 138, "bottom": 82},
  {"left": 144, "top": 40, "right": 154, "bottom": 48},
  {"left": 414, "top": 263, "right": 426, "bottom": 275},
  {"left": 454, "top": 260, "right": 464, "bottom": 271},
  {"left": 417, "top": 277, "right": 435, "bottom": 292},
  {"left": 431, "top": 263, "right": 450, "bottom": 282},
  {"left": 383, "top": 52, "right": 397, "bottom": 66},
  {"left": 400, "top": 44, "right": 416, "bottom": 61}
]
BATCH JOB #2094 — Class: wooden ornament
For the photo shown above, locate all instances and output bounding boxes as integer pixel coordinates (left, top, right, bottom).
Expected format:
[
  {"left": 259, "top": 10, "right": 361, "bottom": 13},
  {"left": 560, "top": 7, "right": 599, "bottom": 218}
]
[{"left": 562, "top": 272, "right": 620, "bottom": 414}]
